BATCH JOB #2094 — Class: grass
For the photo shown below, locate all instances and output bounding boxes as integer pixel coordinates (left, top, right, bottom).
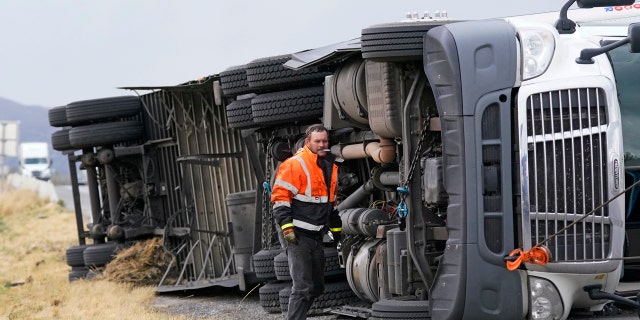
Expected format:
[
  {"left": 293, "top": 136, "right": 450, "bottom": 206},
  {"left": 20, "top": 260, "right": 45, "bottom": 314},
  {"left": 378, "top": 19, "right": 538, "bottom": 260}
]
[{"left": 0, "top": 183, "right": 211, "bottom": 320}]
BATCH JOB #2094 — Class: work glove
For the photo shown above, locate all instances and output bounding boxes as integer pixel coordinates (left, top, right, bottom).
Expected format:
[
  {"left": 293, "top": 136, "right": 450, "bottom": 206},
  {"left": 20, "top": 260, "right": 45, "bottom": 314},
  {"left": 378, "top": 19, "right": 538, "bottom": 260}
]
[{"left": 282, "top": 226, "right": 298, "bottom": 245}]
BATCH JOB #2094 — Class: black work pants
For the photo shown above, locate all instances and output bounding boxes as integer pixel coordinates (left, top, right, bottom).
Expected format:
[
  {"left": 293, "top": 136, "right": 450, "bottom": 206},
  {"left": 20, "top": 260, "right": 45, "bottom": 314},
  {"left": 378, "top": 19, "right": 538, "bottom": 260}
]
[{"left": 286, "top": 233, "right": 325, "bottom": 320}]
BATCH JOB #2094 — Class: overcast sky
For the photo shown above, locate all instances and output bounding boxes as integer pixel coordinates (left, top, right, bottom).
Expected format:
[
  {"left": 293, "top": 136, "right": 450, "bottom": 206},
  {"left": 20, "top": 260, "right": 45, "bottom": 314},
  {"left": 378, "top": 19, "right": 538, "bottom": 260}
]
[{"left": 0, "top": 0, "right": 563, "bottom": 108}]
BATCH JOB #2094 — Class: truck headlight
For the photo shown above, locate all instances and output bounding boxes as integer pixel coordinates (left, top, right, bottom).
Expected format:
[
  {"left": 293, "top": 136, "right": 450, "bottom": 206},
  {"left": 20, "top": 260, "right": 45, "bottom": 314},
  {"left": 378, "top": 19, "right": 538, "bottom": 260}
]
[
  {"left": 519, "top": 28, "right": 555, "bottom": 80},
  {"left": 529, "top": 277, "right": 563, "bottom": 320}
]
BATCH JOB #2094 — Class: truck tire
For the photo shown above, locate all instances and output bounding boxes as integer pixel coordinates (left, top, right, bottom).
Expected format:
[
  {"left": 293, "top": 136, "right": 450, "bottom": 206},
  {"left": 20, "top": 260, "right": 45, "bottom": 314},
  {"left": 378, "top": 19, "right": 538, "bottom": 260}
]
[
  {"left": 369, "top": 315, "right": 427, "bottom": 320},
  {"left": 48, "top": 105, "right": 70, "bottom": 127},
  {"left": 370, "top": 299, "right": 430, "bottom": 319},
  {"left": 323, "top": 246, "right": 345, "bottom": 278},
  {"left": 83, "top": 242, "right": 117, "bottom": 268},
  {"left": 69, "top": 121, "right": 143, "bottom": 149},
  {"left": 279, "top": 281, "right": 356, "bottom": 314},
  {"left": 225, "top": 98, "right": 255, "bottom": 129},
  {"left": 51, "top": 129, "right": 75, "bottom": 151},
  {"left": 220, "top": 65, "right": 251, "bottom": 97},
  {"left": 66, "top": 96, "right": 142, "bottom": 126},
  {"left": 85, "top": 269, "right": 101, "bottom": 280},
  {"left": 361, "top": 21, "right": 448, "bottom": 61},
  {"left": 252, "top": 248, "right": 282, "bottom": 280},
  {"left": 66, "top": 245, "right": 87, "bottom": 267},
  {"left": 274, "top": 251, "right": 291, "bottom": 281},
  {"left": 251, "top": 86, "right": 324, "bottom": 127},
  {"left": 68, "top": 266, "right": 88, "bottom": 282},
  {"left": 246, "top": 54, "right": 330, "bottom": 91},
  {"left": 259, "top": 281, "right": 291, "bottom": 313},
  {"left": 279, "top": 286, "right": 290, "bottom": 313},
  {"left": 369, "top": 313, "right": 428, "bottom": 319},
  {"left": 274, "top": 247, "right": 344, "bottom": 281}
]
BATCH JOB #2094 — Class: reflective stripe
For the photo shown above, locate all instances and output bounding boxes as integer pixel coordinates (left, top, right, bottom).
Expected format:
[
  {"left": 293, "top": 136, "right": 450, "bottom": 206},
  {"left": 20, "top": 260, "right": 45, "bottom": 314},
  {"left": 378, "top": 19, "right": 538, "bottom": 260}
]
[
  {"left": 329, "top": 227, "right": 342, "bottom": 232},
  {"left": 273, "top": 201, "right": 291, "bottom": 209},
  {"left": 293, "top": 156, "right": 313, "bottom": 198},
  {"left": 293, "top": 219, "right": 324, "bottom": 231},
  {"left": 281, "top": 223, "right": 294, "bottom": 230},
  {"left": 274, "top": 179, "right": 298, "bottom": 195},
  {"left": 293, "top": 194, "right": 329, "bottom": 203},
  {"left": 292, "top": 154, "right": 336, "bottom": 204}
]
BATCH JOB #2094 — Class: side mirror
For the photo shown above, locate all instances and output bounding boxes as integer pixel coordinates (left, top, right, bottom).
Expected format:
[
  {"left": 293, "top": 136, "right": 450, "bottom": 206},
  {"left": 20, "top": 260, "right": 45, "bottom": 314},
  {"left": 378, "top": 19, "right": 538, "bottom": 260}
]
[
  {"left": 629, "top": 23, "right": 640, "bottom": 53},
  {"left": 558, "top": 0, "right": 636, "bottom": 34},
  {"left": 577, "top": 0, "right": 635, "bottom": 8},
  {"left": 577, "top": 22, "right": 640, "bottom": 63},
  {"left": 577, "top": 38, "right": 631, "bottom": 64}
]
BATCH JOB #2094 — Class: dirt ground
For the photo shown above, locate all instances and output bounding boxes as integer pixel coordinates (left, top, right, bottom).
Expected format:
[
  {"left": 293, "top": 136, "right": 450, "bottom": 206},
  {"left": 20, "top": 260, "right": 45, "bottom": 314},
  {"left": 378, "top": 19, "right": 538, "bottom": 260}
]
[{"left": 152, "top": 286, "right": 340, "bottom": 320}]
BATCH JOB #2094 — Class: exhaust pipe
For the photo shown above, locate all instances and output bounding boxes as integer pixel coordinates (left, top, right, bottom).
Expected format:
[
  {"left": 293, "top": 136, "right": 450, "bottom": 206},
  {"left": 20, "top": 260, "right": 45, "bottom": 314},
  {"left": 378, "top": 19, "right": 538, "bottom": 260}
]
[{"left": 331, "top": 135, "right": 396, "bottom": 164}]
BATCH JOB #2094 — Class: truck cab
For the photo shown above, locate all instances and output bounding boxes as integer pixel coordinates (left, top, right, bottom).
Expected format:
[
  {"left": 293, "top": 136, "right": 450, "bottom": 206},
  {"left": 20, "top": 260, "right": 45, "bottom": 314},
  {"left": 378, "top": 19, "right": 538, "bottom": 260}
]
[
  {"left": 19, "top": 142, "right": 52, "bottom": 181},
  {"left": 284, "top": 1, "right": 640, "bottom": 318}
]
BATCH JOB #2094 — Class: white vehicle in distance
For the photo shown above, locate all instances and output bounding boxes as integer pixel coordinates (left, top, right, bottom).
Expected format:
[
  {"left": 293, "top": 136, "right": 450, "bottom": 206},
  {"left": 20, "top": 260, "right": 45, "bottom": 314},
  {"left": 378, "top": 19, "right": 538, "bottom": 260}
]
[{"left": 19, "top": 142, "right": 52, "bottom": 181}]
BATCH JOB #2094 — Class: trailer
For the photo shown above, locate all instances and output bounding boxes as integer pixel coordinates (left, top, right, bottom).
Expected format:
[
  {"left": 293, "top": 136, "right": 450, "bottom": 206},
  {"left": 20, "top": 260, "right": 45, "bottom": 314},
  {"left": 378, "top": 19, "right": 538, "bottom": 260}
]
[{"left": 50, "top": 0, "right": 640, "bottom": 318}]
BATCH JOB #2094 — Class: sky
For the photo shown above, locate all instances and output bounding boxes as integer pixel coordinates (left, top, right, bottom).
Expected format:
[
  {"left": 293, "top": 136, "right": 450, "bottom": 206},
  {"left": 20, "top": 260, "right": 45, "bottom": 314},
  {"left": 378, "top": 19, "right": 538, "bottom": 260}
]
[{"left": 0, "top": 0, "right": 563, "bottom": 108}]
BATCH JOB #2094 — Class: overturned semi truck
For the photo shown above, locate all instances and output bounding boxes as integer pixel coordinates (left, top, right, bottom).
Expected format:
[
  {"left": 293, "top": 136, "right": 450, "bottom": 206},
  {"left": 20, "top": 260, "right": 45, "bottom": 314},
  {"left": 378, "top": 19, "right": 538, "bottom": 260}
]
[{"left": 50, "top": 0, "right": 640, "bottom": 319}]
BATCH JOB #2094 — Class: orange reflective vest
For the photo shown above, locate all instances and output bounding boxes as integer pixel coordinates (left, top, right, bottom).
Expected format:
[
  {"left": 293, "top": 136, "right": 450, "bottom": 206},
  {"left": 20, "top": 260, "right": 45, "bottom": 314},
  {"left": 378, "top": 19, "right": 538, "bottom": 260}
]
[{"left": 271, "top": 146, "right": 341, "bottom": 235}]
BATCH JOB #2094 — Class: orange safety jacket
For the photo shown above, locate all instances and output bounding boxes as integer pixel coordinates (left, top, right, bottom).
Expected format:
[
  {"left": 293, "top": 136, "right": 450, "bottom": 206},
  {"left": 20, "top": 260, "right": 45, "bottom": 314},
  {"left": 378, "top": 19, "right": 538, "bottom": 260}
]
[{"left": 271, "top": 146, "right": 342, "bottom": 236}]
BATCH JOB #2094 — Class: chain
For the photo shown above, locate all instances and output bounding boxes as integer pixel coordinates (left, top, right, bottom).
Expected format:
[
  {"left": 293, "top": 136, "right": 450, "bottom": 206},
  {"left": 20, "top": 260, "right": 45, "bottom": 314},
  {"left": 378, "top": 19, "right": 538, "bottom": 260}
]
[
  {"left": 403, "top": 114, "right": 432, "bottom": 189},
  {"left": 397, "top": 114, "right": 432, "bottom": 220},
  {"left": 260, "top": 129, "right": 278, "bottom": 249}
]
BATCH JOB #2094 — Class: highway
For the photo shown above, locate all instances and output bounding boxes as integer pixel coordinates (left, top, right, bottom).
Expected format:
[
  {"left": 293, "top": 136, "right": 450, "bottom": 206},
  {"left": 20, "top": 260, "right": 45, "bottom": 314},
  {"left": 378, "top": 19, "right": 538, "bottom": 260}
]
[{"left": 54, "top": 184, "right": 95, "bottom": 228}]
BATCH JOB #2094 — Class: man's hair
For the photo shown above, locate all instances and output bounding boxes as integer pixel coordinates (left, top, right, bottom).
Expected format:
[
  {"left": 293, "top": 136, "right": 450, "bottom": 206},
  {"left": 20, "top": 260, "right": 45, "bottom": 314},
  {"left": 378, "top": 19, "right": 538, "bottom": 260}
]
[{"left": 305, "top": 124, "right": 328, "bottom": 139}]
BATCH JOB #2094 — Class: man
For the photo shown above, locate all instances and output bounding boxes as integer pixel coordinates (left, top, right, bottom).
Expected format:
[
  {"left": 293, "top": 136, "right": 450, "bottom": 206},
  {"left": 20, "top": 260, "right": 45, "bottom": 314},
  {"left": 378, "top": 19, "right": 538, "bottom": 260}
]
[{"left": 271, "top": 124, "right": 342, "bottom": 320}]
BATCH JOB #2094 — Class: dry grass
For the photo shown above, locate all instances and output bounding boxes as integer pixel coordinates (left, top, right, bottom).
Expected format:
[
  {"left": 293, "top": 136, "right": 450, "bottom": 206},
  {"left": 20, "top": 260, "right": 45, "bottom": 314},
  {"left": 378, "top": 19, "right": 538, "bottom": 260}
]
[
  {"left": 0, "top": 184, "right": 206, "bottom": 320},
  {"left": 103, "top": 237, "right": 176, "bottom": 286},
  {"left": 0, "top": 185, "right": 51, "bottom": 218}
]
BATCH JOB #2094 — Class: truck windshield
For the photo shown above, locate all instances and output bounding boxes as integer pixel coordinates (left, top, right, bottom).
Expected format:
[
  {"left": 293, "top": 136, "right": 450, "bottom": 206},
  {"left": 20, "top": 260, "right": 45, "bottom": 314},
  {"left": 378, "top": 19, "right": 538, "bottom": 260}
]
[
  {"left": 24, "top": 158, "right": 48, "bottom": 165},
  {"left": 609, "top": 44, "right": 640, "bottom": 168}
]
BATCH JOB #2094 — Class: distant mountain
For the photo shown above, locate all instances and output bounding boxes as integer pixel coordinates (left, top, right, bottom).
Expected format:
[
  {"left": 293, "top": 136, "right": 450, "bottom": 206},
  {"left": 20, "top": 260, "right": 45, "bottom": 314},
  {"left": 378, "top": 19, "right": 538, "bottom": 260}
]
[{"left": 0, "top": 97, "right": 70, "bottom": 176}]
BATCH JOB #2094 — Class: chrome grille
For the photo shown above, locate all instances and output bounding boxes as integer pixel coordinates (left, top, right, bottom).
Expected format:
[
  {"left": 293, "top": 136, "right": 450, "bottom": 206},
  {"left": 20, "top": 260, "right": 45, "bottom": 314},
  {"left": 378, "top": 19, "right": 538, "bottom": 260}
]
[{"left": 524, "top": 88, "right": 610, "bottom": 261}]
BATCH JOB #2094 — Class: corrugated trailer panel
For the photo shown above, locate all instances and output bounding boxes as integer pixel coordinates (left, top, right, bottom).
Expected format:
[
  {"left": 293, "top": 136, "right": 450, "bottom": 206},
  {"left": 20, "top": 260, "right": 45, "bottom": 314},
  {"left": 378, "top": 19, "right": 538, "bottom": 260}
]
[{"left": 137, "top": 80, "right": 257, "bottom": 290}]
